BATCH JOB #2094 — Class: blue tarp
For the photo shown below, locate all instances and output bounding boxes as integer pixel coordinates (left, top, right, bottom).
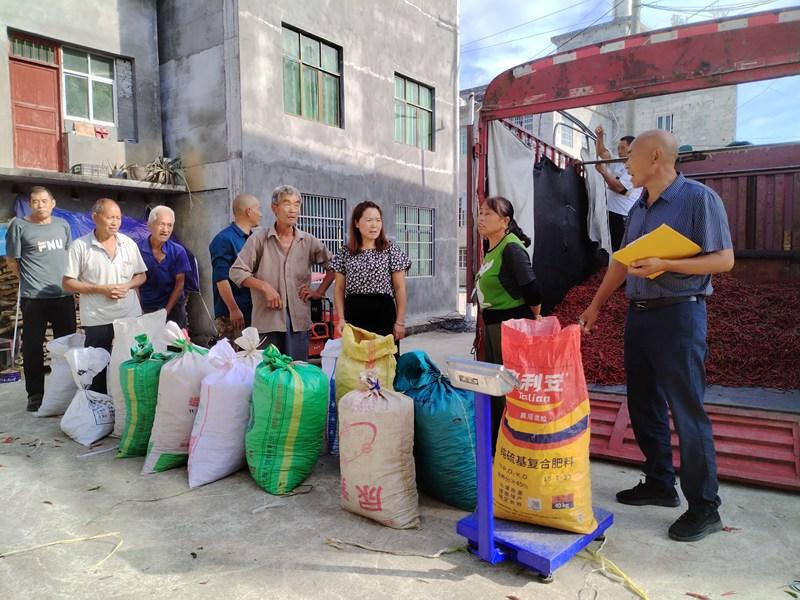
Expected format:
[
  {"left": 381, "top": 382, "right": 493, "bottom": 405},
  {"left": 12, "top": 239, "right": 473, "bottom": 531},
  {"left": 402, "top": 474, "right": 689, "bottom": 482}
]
[{"left": 13, "top": 196, "right": 200, "bottom": 292}]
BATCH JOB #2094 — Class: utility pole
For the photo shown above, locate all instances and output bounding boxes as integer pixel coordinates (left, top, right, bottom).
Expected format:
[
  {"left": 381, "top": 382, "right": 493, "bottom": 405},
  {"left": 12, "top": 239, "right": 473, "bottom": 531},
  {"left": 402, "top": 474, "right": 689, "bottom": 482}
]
[{"left": 625, "top": 0, "right": 642, "bottom": 137}]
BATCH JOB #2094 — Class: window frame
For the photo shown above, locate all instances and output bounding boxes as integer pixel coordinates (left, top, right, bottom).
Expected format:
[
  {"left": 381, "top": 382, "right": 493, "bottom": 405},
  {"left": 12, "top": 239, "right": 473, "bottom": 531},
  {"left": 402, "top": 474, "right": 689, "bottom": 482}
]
[
  {"left": 395, "top": 205, "right": 435, "bottom": 278},
  {"left": 281, "top": 24, "right": 343, "bottom": 128},
  {"left": 656, "top": 113, "right": 674, "bottom": 132},
  {"left": 560, "top": 122, "right": 574, "bottom": 146},
  {"left": 61, "top": 47, "right": 117, "bottom": 126},
  {"left": 394, "top": 73, "right": 435, "bottom": 151},
  {"left": 458, "top": 247, "right": 467, "bottom": 270}
]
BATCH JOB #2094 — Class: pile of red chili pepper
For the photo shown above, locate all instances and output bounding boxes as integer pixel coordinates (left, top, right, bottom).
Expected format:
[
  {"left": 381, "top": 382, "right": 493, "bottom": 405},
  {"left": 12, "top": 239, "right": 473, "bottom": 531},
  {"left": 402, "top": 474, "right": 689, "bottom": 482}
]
[{"left": 551, "top": 270, "right": 800, "bottom": 390}]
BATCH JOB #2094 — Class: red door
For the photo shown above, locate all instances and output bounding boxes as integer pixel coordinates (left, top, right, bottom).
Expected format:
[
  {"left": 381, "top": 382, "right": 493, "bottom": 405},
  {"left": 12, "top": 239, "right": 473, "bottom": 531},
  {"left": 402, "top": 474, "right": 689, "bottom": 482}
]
[{"left": 10, "top": 58, "right": 62, "bottom": 171}]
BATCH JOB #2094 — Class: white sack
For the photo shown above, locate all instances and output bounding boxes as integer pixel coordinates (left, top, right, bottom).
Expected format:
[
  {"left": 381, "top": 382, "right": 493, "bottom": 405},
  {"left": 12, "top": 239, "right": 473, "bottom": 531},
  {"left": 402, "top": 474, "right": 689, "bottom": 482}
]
[
  {"left": 188, "top": 338, "right": 255, "bottom": 488},
  {"left": 35, "top": 332, "right": 85, "bottom": 417}
]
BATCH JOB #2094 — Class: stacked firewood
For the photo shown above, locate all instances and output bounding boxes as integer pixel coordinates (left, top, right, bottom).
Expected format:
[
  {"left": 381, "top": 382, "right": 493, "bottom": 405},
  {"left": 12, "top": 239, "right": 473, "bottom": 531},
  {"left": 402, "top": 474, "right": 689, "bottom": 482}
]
[
  {"left": 0, "top": 261, "right": 82, "bottom": 368},
  {"left": 0, "top": 261, "right": 18, "bottom": 337}
]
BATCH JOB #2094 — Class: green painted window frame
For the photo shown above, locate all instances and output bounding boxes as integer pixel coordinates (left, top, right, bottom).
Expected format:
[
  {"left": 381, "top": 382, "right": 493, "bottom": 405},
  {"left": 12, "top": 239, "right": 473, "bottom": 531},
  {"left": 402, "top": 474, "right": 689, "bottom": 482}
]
[
  {"left": 394, "top": 74, "right": 434, "bottom": 151},
  {"left": 282, "top": 25, "right": 342, "bottom": 128}
]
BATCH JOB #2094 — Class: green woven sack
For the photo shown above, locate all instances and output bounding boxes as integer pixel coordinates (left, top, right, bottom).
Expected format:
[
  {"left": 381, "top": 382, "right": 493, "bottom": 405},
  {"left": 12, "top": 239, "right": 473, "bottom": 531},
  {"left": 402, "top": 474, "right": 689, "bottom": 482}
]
[
  {"left": 117, "top": 334, "right": 174, "bottom": 458},
  {"left": 246, "top": 345, "right": 328, "bottom": 494}
]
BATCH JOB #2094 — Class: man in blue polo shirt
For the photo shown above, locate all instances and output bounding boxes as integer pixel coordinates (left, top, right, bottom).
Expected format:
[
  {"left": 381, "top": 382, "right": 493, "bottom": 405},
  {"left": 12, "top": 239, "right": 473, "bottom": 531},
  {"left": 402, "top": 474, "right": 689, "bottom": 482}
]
[
  {"left": 209, "top": 194, "right": 262, "bottom": 343},
  {"left": 137, "top": 205, "right": 192, "bottom": 328},
  {"left": 579, "top": 129, "right": 734, "bottom": 543}
]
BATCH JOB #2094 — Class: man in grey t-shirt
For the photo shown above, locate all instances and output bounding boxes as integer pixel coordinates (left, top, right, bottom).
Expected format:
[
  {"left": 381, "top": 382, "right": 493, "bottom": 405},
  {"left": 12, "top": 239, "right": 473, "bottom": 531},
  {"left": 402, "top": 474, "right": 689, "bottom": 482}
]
[{"left": 5, "top": 186, "right": 76, "bottom": 411}]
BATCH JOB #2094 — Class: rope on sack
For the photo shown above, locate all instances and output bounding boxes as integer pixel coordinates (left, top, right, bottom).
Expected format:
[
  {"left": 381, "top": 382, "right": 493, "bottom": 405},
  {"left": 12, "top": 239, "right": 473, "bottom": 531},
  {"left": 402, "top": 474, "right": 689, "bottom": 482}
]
[{"left": 325, "top": 537, "right": 466, "bottom": 559}]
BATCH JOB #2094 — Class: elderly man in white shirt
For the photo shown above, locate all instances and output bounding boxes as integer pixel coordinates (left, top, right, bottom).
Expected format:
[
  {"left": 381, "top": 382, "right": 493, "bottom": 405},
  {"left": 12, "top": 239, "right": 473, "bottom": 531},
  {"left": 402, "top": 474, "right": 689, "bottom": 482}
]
[
  {"left": 63, "top": 198, "right": 147, "bottom": 393},
  {"left": 595, "top": 126, "right": 643, "bottom": 251}
]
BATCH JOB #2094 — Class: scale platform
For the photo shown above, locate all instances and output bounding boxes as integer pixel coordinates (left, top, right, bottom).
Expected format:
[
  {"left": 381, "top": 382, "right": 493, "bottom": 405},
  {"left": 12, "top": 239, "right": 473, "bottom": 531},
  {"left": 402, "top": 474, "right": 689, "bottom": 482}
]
[
  {"left": 457, "top": 507, "right": 614, "bottom": 579},
  {"left": 445, "top": 357, "right": 615, "bottom": 582}
]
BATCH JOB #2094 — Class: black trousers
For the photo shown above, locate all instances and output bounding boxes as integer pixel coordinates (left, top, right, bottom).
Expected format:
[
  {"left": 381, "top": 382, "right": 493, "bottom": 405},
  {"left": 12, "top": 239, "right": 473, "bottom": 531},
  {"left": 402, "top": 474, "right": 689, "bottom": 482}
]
[
  {"left": 21, "top": 296, "right": 76, "bottom": 398},
  {"left": 82, "top": 323, "right": 115, "bottom": 394},
  {"left": 344, "top": 293, "right": 400, "bottom": 355},
  {"left": 609, "top": 211, "right": 627, "bottom": 252}
]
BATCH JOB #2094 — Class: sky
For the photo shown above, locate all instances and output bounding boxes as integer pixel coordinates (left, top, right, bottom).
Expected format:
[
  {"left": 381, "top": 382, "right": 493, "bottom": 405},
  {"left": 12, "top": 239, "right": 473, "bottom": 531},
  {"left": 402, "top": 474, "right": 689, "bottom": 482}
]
[{"left": 459, "top": 0, "right": 800, "bottom": 144}]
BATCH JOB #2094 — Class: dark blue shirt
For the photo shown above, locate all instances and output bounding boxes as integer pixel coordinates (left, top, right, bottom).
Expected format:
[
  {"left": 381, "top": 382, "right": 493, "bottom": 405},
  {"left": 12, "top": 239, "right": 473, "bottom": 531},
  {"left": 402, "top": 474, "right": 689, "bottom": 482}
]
[
  {"left": 137, "top": 237, "right": 192, "bottom": 310},
  {"left": 622, "top": 173, "right": 733, "bottom": 300},
  {"left": 209, "top": 222, "right": 252, "bottom": 322}
]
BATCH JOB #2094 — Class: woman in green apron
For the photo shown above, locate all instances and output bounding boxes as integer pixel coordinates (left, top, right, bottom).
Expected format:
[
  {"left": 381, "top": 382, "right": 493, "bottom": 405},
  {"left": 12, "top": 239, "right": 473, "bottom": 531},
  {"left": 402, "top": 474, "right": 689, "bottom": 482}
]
[{"left": 475, "top": 196, "right": 543, "bottom": 452}]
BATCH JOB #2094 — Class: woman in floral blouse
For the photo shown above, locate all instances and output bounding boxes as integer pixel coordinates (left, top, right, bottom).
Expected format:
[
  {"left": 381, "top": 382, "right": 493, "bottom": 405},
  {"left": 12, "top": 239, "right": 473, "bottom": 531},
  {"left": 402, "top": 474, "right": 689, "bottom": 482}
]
[{"left": 331, "top": 201, "right": 411, "bottom": 341}]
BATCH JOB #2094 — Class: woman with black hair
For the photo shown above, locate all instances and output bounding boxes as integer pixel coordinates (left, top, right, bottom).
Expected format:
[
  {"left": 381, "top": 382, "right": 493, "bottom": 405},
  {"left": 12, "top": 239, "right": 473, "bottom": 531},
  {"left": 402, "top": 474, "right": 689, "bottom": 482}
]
[
  {"left": 475, "top": 195, "right": 543, "bottom": 451},
  {"left": 331, "top": 201, "right": 411, "bottom": 341}
]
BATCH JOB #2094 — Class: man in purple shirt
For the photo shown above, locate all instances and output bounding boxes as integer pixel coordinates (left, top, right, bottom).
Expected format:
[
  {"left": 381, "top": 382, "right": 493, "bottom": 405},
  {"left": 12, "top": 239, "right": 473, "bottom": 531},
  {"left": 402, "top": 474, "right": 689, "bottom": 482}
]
[{"left": 137, "top": 205, "right": 192, "bottom": 328}]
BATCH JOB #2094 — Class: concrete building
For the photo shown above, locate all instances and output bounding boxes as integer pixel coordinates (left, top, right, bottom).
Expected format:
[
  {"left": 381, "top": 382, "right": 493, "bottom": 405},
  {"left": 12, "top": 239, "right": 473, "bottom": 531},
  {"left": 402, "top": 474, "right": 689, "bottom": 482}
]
[
  {"left": 0, "top": 1, "right": 180, "bottom": 227},
  {"left": 1, "top": 0, "right": 460, "bottom": 333},
  {"left": 158, "top": 0, "right": 460, "bottom": 332}
]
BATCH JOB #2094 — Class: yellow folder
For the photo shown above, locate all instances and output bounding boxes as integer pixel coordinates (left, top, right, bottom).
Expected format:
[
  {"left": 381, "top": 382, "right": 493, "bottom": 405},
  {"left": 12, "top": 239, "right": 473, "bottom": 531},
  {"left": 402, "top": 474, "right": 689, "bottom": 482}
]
[{"left": 613, "top": 224, "right": 702, "bottom": 279}]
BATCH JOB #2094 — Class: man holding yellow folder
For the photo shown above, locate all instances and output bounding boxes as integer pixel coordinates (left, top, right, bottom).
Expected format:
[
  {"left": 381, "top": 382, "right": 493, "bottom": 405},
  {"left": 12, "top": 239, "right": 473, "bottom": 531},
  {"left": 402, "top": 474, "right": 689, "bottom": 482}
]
[{"left": 579, "top": 129, "right": 734, "bottom": 542}]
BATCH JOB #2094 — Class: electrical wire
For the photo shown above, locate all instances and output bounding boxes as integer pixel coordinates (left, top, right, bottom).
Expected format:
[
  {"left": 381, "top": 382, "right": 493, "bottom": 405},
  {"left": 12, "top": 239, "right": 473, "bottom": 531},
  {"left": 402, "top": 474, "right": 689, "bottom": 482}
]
[
  {"left": 460, "top": 0, "right": 594, "bottom": 48},
  {"left": 460, "top": 17, "right": 600, "bottom": 54},
  {"left": 529, "top": 0, "right": 629, "bottom": 61}
]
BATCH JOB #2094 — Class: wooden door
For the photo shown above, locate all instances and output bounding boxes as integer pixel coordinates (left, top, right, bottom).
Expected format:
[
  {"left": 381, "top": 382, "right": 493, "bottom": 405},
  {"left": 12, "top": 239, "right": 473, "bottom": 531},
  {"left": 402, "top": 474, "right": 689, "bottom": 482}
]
[{"left": 10, "top": 58, "right": 62, "bottom": 171}]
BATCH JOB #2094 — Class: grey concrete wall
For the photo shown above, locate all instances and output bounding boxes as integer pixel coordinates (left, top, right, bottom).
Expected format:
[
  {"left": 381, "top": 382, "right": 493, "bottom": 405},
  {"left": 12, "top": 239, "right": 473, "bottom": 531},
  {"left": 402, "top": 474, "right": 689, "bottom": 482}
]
[
  {"left": 0, "top": 0, "right": 162, "bottom": 169},
  {"left": 624, "top": 87, "right": 738, "bottom": 148},
  {"left": 157, "top": 0, "right": 235, "bottom": 194},
  {"left": 235, "top": 0, "right": 460, "bottom": 324},
  {"left": 157, "top": 0, "right": 244, "bottom": 336}
]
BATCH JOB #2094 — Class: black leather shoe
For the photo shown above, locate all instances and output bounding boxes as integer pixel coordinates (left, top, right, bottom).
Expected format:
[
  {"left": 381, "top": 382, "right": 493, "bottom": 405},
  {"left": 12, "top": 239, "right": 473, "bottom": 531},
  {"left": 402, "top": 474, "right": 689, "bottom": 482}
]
[
  {"left": 26, "top": 394, "right": 43, "bottom": 412},
  {"left": 668, "top": 506, "right": 723, "bottom": 542},
  {"left": 616, "top": 480, "right": 680, "bottom": 507}
]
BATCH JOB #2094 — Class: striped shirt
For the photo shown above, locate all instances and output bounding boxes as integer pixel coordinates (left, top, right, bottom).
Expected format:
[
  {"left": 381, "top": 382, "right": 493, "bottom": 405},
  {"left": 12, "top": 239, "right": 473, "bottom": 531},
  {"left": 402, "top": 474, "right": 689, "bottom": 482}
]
[{"left": 622, "top": 173, "right": 732, "bottom": 299}]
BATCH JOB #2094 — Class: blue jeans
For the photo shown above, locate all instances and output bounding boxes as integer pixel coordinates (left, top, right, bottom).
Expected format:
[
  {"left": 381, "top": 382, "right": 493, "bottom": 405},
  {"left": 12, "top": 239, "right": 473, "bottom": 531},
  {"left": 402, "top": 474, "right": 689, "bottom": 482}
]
[{"left": 624, "top": 300, "right": 720, "bottom": 509}]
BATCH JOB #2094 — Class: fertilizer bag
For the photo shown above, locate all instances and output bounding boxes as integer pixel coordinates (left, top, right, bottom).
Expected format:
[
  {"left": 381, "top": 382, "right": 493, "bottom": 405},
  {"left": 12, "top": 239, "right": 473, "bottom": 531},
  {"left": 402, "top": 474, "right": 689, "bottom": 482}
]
[
  {"left": 395, "top": 351, "right": 477, "bottom": 511},
  {"left": 117, "top": 334, "right": 174, "bottom": 458},
  {"left": 246, "top": 345, "right": 328, "bottom": 494},
  {"left": 334, "top": 325, "right": 396, "bottom": 404},
  {"left": 142, "top": 323, "right": 211, "bottom": 474},
  {"left": 188, "top": 338, "right": 256, "bottom": 488},
  {"left": 338, "top": 373, "right": 419, "bottom": 529},
  {"left": 36, "top": 332, "right": 85, "bottom": 417},
  {"left": 110, "top": 309, "right": 167, "bottom": 437},
  {"left": 495, "top": 316, "right": 597, "bottom": 534},
  {"left": 60, "top": 346, "right": 114, "bottom": 446}
]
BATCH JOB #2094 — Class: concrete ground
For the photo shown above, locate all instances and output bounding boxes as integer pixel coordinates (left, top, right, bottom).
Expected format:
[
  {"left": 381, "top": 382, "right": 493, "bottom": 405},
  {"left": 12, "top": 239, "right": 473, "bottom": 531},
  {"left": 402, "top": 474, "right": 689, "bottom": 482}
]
[{"left": 1, "top": 329, "right": 798, "bottom": 600}]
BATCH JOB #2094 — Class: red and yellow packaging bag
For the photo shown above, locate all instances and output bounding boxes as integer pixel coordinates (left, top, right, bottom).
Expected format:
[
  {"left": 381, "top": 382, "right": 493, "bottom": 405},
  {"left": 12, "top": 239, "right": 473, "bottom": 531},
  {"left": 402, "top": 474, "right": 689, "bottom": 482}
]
[{"left": 494, "top": 317, "right": 598, "bottom": 534}]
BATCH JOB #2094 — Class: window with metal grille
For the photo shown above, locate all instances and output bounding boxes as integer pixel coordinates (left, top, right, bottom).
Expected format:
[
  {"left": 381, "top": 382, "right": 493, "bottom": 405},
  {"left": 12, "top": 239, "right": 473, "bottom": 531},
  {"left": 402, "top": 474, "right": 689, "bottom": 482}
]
[
  {"left": 394, "top": 74, "right": 434, "bottom": 151},
  {"left": 509, "top": 114, "right": 534, "bottom": 133},
  {"left": 10, "top": 35, "right": 57, "bottom": 65},
  {"left": 395, "top": 205, "right": 434, "bottom": 277},
  {"left": 458, "top": 247, "right": 467, "bottom": 270},
  {"left": 458, "top": 196, "right": 465, "bottom": 228},
  {"left": 282, "top": 25, "right": 342, "bottom": 127},
  {"left": 560, "top": 122, "right": 574, "bottom": 146},
  {"left": 298, "top": 194, "right": 347, "bottom": 271}
]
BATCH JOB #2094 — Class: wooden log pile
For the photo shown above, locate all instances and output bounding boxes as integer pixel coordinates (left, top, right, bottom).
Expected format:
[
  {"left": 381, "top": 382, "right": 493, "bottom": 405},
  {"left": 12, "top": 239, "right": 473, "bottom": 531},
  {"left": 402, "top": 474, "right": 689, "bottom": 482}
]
[{"left": 0, "top": 261, "right": 82, "bottom": 368}]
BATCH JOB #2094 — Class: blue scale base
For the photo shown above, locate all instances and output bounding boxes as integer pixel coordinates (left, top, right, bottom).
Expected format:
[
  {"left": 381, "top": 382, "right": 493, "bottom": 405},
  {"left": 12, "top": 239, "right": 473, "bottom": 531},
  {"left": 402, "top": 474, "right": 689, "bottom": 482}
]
[{"left": 456, "top": 507, "right": 614, "bottom": 578}]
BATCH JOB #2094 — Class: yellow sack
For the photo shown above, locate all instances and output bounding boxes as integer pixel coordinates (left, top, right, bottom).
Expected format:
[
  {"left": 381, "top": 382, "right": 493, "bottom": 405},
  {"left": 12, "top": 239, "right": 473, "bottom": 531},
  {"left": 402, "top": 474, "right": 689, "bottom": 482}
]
[
  {"left": 494, "top": 317, "right": 597, "bottom": 534},
  {"left": 335, "top": 325, "right": 396, "bottom": 404}
]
